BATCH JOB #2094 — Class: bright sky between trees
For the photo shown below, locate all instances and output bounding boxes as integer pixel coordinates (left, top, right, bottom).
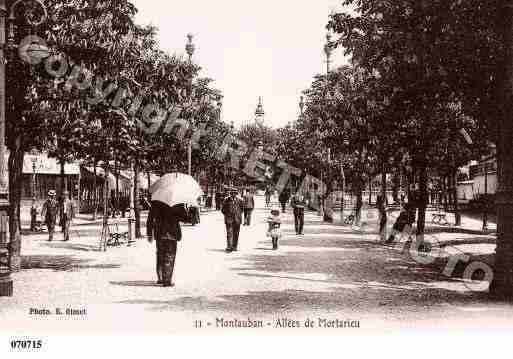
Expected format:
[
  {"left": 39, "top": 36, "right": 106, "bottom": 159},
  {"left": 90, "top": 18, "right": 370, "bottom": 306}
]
[{"left": 131, "top": 0, "right": 348, "bottom": 129}]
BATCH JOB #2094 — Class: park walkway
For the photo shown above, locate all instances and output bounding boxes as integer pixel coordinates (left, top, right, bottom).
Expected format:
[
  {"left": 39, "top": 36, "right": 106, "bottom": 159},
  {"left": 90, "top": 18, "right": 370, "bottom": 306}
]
[{"left": 0, "top": 197, "right": 511, "bottom": 332}]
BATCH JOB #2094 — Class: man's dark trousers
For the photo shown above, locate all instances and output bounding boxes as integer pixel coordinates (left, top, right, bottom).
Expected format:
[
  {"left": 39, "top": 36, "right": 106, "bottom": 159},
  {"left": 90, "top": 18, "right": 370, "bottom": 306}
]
[
  {"left": 156, "top": 239, "right": 177, "bottom": 284},
  {"left": 293, "top": 208, "right": 304, "bottom": 234},
  {"left": 243, "top": 209, "right": 253, "bottom": 226},
  {"left": 226, "top": 222, "right": 241, "bottom": 250}
]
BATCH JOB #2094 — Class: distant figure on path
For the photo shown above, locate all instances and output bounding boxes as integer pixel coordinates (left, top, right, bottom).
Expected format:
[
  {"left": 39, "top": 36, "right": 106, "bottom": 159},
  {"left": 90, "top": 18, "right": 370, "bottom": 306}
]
[
  {"left": 221, "top": 188, "right": 243, "bottom": 252},
  {"left": 41, "top": 190, "right": 59, "bottom": 242},
  {"left": 267, "top": 208, "right": 282, "bottom": 250},
  {"left": 265, "top": 187, "right": 272, "bottom": 208},
  {"left": 242, "top": 189, "right": 255, "bottom": 226},
  {"left": 279, "top": 188, "right": 290, "bottom": 213},
  {"left": 215, "top": 190, "right": 223, "bottom": 211},
  {"left": 147, "top": 201, "right": 189, "bottom": 287},
  {"left": 30, "top": 198, "right": 38, "bottom": 232},
  {"left": 291, "top": 191, "right": 307, "bottom": 235},
  {"left": 60, "top": 190, "right": 75, "bottom": 242},
  {"left": 385, "top": 202, "right": 416, "bottom": 244}
]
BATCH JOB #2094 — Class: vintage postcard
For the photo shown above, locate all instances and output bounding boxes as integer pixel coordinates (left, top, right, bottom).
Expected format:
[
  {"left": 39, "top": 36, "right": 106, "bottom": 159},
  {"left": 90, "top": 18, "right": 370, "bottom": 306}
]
[{"left": 1, "top": 0, "right": 512, "bottom": 356}]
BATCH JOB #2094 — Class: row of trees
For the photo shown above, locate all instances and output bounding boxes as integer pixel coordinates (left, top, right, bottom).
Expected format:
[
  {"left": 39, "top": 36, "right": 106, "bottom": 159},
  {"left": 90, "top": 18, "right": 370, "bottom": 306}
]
[
  {"left": 260, "top": 1, "right": 513, "bottom": 297},
  {"left": 6, "top": 0, "right": 229, "bottom": 268}
]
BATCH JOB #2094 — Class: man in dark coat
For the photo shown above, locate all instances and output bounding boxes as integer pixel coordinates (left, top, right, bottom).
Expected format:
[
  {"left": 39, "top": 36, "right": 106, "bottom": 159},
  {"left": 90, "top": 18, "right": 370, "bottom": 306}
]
[
  {"left": 147, "top": 201, "right": 189, "bottom": 287},
  {"left": 242, "top": 189, "right": 255, "bottom": 226},
  {"left": 221, "top": 189, "right": 243, "bottom": 252},
  {"left": 291, "top": 191, "right": 307, "bottom": 235},
  {"left": 385, "top": 202, "right": 416, "bottom": 244},
  {"left": 278, "top": 188, "right": 290, "bottom": 213},
  {"left": 215, "top": 191, "right": 223, "bottom": 211},
  {"left": 41, "top": 190, "right": 59, "bottom": 242}
]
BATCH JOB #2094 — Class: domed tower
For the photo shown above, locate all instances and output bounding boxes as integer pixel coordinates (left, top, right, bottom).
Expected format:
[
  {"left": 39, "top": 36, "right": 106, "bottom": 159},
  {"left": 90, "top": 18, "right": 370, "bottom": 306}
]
[{"left": 255, "top": 97, "right": 265, "bottom": 127}]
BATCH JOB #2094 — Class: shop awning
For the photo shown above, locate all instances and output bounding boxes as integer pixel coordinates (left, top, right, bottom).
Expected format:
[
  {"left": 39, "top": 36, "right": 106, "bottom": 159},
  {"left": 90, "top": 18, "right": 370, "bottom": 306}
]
[{"left": 22, "top": 153, "right": 80, "bottom": 175}]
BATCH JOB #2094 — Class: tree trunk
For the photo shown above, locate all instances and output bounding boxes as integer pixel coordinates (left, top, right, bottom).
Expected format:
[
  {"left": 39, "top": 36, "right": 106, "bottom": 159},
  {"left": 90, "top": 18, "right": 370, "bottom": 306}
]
[
  {"left": 8, "top": 147, "right": 24, "bottom": 272},
  {"left": 92, "top": 160, "right": 98, "bottom": 220},
  {"left": 98, "top": 163, "right": 110, "bottom": 251},
  {"left": 59, "top": 159, "right": 66, "bottom": 197},
  {"left": 443, "top": 175, "right": 449, "bottom": 212},
  {"left": 115, "top": 159, "right": 119, "bottom": 216},
  {"left": 453, "top": 167, "right": 461, "bottom": 226},
  {"left": 392, "top": 169, "right": 400, "bottom": 204},
  {"left": 489, "top": 0, "right": 513, "bottom": 299},
  {"left": 134, "top": 161, "right": 141, "bottom": 238},
  {"left": 416, "top": 164, "right": 428, "bottom": 238},
  {"left": 355, "top": 174, "right": 363, "bottom": 225},
  {"left": 368, "top": 177, "right": 372, "bottom": 205},
  {"left": 102, "top": 165, "right": 109, "bottom": 232},
  {"left": 381, "top": 163, "right": 387, "bottom": 205}
]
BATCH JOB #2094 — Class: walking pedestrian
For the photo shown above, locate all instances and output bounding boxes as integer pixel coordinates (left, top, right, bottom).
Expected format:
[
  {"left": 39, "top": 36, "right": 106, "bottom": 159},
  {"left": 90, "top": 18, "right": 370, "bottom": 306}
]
[
  {"left": 267, "top": 208, "right": 282, "bottom": 250},
  {"left": 385, "top": 202, "right": 416, "bottom": 244},
  {"left": 221, "top": 188, "right": 243, "bottom": 252},
  {"left": 147, "top": 201, "right": 189, "bottom": 287},
  {"left": 215, "top": 190, "right": 223, "bottom": 211},
  {"left": 278, "top": 188, "right": 290, "bottom": 213},
  {"left": 189, "top": 197, "right": 201, "bottom": 226},
  {"left": 291, "top": 191, "right": 307, "bottom": 235},
  {"left": 30, "top": 198, "right": 38, "bottom": 232},
  {"left": 41, "top": 190, "right": 59, "bottom": 242},
  {"left": 265, "top": 187, "right": 272, "bottom": 208},
  {"left": 60, "top": 190, "right": 75, "bottom": 242},
  {"left": 242, "top": 188, "right": 255, "bottom": 226}
]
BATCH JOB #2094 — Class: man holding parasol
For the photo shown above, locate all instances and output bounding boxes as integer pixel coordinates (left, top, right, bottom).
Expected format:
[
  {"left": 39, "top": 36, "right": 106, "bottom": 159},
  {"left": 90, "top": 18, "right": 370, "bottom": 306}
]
[{"left": 147, "top": 173, "right": 203, "bottom": 287}]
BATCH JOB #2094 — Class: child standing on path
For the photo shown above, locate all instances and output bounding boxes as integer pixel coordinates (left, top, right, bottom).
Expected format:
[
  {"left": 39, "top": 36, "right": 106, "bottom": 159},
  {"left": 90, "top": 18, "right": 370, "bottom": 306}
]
[{"left": 267, "top": 208, "right": 282, "bottom": 250}]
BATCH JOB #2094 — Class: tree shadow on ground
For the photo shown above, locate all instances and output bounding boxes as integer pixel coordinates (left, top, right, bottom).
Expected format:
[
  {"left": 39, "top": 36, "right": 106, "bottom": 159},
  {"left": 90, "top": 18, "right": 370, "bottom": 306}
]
[
  {"left": 115, "top": 232, "right": 508, "bottom": 316},
  {"left": 282, "top": 227, "right": 355, "bottom": 236},
  {"left": 42, "top": 242, "right": 100, "bottom": 252},
  {"left": 115, "top": 286, "right": 499, "bottom": 317},
  {"left": 110, "top": 280, "right": 161, "bottom": 287},
  {"left": 424, "top": 227, "right": 496, "bottom": 236},
  {"left": 22, "top": 255, "right": 121, "bottom": 272},
  {"left": 437, "top": 236, "right": 496, "bottom": 248}
]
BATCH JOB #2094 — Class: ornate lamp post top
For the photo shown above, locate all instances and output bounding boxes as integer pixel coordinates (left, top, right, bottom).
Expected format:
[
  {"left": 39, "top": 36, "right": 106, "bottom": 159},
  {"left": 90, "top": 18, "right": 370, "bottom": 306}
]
[
  {"left": 324, "top": 31, "right": 333, "bottom": 74},
  {"left": 299, "top": 95, "right": 305, "bottom": 116},
  {"left": 185, "top": 33, "right": 195, "bottom": 61}
]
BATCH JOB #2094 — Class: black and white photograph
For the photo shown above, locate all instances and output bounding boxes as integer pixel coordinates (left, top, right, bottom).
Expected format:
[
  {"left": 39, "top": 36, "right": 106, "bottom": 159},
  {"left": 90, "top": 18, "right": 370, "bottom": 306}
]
[{"left": 0, "top": 0, "right": 513, "bottom": 356}]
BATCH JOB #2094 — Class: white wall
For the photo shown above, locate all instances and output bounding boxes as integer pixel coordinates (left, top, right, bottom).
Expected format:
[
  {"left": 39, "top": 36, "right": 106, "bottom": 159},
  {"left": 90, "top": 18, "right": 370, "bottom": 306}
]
[
  {"left": 457, "top": 182, "right": 474, "bottom": 203},
  {"left": 473, "top": 173, "right": 497, "bottom": 196}
]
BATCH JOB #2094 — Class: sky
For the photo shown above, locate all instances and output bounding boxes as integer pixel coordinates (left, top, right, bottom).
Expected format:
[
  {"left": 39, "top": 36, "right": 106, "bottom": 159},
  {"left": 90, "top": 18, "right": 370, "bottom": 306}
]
[{"left": 131, "top": 0, "right": 348, "bottom": 129}]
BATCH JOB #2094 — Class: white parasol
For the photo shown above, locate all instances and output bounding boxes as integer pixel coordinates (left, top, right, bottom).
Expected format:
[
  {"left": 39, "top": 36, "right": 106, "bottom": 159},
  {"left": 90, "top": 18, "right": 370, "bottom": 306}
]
[{"left": 149, "top": 173, "right": 203, "bottom": 208}]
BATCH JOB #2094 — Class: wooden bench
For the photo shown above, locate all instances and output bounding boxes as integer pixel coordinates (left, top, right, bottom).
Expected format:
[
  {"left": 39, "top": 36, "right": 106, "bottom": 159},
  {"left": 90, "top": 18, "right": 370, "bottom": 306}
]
[
  {"left": 107, "top": 223, "right": 128, "bottom": 247},
  {"left": 431, "top": 212, "right": 448, "bottom": 225}
]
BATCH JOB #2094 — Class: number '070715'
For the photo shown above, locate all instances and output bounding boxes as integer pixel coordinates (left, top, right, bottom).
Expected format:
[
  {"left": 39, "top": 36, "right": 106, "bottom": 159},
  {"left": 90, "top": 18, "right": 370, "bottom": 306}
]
[{"left": 10, "top": 340, "right": 42, "bottom": 350}]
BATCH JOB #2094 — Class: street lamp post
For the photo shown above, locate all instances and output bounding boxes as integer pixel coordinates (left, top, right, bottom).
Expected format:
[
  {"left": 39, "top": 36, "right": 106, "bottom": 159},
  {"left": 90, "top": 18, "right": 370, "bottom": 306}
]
[
  {"left": 0, "top": 0, "right": 47, "bottom": 297},
  {"left": 30, "top": 153, "right": 37, "bottom": 198},
  {"left": 319, "top": 31, "right": 333, "bottom": 220},
  {"left": 186, "top": 33, "right": 195, "bottom": 177}
]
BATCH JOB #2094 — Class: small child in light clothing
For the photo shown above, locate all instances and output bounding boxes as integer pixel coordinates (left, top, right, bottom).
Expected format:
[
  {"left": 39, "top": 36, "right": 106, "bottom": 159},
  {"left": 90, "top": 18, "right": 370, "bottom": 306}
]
[{"left": 267, "top": 209, "right": 282, "bottom": 250}]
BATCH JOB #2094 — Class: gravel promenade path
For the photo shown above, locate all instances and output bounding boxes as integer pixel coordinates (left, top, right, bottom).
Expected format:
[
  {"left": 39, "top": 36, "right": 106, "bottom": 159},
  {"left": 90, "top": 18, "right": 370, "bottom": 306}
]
[{"left": 0, "top": 197, "right": 511, "bottom": 333}]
